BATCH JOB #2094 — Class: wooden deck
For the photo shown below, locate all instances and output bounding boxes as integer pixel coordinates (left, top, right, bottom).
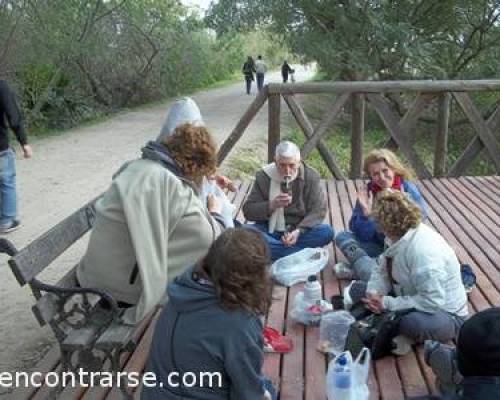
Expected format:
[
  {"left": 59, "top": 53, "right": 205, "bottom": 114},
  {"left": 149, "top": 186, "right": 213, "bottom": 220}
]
[{"left": 10, "top": 176, "right": 500, "bottom": 400}]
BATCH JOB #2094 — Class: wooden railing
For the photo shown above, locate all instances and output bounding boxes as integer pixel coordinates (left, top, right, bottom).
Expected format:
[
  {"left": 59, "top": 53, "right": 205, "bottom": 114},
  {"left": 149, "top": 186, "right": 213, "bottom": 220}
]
[{"left": 217, "top": 80, "right": 500, "bottom": 179}]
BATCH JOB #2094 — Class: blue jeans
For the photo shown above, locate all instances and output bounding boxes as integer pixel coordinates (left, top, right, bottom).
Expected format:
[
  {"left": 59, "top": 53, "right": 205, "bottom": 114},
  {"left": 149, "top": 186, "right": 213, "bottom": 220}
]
[
  {"left": 261, "top": 377, "right": 277, "bottom": 400},
  {"left": 335, "top": 231, "right": 381, "bottom": 281},
  {"left": 256, "top": 73, "right": 265, "bottom": 91},
  {"left": 0, "top": 149, "right": 17, "bottom": 227},
  {"left": 248, "top": 222, "right": 334, "bottom": 261}
]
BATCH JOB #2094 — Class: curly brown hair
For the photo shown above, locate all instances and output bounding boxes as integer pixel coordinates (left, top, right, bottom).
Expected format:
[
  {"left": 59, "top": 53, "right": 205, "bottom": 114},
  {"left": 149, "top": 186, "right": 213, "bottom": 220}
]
[
  {"left": 163, "top": 123, "right": 217, "bottom": 186},
  {"left": 363, "top": 149, "right": 414, "bottom": 181},
  {"left": 372, "top": 190, "right": 422, "bottom": 239},
  {"left": 200, "top": 228, "right": 272, "bottom": 315}
]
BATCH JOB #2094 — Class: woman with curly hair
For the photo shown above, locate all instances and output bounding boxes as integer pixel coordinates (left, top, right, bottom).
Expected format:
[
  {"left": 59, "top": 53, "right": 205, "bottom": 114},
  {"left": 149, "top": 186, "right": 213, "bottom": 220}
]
[
  {"left": 356, "top": 191, "right": 467, "bottom": 356},
  {"left": 77, "top": 98, "right": 227, "bottom": 324},
  {"left": 142, "top": 228, "right": 276, "bottom": 400},
  {"left": 334, "top": 148, "right": 428, "bottom": 281}
]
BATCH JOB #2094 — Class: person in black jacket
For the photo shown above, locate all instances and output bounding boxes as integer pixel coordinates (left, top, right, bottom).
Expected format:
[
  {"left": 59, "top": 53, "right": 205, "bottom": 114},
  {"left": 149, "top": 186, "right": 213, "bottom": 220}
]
[
  {"left": 142, "top": 228, "right": 277, "bottom": 400},
  {"left": 281, "top": 61, "right": 293, "bottom": 83},
  {"left": 0, "top": 80, "right": 33, "bottom": 233},
  {"left": 242, "top": 56, "right": 256, "bottom": 95}
]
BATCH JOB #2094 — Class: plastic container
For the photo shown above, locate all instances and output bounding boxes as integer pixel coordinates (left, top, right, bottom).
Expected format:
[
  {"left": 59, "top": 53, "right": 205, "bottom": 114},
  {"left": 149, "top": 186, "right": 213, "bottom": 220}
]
[
  {"left": 303, "top": 275, "right": 322, "bottom": 304},
  {"left": 327, "top": 352, "right": 352, "bottom": 400},
  {"left": 319, "top": 311, "right": 355, "bottom": 355}
]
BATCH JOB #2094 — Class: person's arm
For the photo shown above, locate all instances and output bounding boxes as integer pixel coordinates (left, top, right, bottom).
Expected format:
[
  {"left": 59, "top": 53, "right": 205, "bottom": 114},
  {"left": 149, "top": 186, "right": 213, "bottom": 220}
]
[
  {"left": 225, "top": 320, "right": 266, "bottom": 400},
  {"left": 382, "top": 253, "right": 446, "bottom": 312},
  {"left": 404, "top": 181, "right": 428, "bottom": 219},
  {"left": 0, "top": 81, "right": 28, "bottom": 147},
  {"left": 297, "top": 170, "right": 327, "bottom": 229},
  {"left": 242, "top": 171, "right": 272, "bottom": 223},
  {"left": 348, "top": 200, "right": 379, "bottom": 242}
]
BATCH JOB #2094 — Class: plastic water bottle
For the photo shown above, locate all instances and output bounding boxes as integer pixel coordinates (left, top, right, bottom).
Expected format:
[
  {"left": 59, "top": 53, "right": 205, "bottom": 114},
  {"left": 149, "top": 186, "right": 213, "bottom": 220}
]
[
  {"left": 327, "top": 353, "right": 352, "bottom": 400},
  {"left": 303, "top": 275, "right": 322, "bottom": 305}
]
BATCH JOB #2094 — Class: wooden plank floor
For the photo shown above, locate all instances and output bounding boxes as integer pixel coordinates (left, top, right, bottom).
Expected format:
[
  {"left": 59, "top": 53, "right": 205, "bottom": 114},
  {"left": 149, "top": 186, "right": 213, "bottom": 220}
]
[{"left": 8, "top": 176, "right": 500, "bottom": 400}]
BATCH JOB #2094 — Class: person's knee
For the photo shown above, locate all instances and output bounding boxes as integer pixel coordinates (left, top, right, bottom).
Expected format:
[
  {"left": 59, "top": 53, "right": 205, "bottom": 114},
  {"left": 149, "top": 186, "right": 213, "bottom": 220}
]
[
  {"left": 316, "top": 224, "right": 334, "bottom": 243},
  {"left": 399, "top": 312, "right": 456, "bottom": 343},
  {"left": 334, "top": 230, "right": 355, "bottom": 246}
]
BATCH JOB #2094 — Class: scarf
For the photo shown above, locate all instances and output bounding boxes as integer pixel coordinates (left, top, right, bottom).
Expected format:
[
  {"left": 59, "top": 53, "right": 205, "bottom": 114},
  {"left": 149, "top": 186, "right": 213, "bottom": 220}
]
[
  {"left": 141, "top": 141, "right": 183, "bottom": 177},
  {"left": 263, "top": 163, "right": 299, "bottom": 233}
]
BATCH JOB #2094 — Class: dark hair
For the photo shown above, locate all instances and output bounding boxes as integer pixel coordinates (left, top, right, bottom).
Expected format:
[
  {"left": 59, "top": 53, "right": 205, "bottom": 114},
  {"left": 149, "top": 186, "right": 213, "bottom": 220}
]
[
  {"left": 200, "top": 228, "right": 272, "bottom": 315},
  {"left": 163, "top": 123, "right": 217, "bottom": 186}
]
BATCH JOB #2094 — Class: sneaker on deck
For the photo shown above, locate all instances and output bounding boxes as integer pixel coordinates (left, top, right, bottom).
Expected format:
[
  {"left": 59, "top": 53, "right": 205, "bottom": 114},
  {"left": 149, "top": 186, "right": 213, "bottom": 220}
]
[
  {"left": 333, "top": 261, "right": 354, "bottom": 280},
  {"left": 0, "top": 220, "right": 20, "bottom": 234}
]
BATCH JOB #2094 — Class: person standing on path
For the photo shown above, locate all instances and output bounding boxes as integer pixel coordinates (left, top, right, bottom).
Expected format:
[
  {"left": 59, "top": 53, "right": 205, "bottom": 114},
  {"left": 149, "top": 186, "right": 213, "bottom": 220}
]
[
  {"left": 255, "top": 55, "right": 267, "bottom": 91},
  {"left": 281, "top": 60, "right": 294, "bottom": 83},
  {"left": 0, "top": 80, "right": 33, "bottom": 233},
  {"left": 242, "top": 56, "right": 256, "bottom": 95}
]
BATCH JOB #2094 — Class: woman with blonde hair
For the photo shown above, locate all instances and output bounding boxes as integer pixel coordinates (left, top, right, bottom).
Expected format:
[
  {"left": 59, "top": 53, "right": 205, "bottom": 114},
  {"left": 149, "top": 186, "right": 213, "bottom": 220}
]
[
  {"left": 361, "top": 191, "right": 467, "bottom": 356},
  {"left": 77, "top": 99, "right": 227, "bottom": 325},
  {"left": 334, "top": 148, "right": 427, "bottom": 281}
]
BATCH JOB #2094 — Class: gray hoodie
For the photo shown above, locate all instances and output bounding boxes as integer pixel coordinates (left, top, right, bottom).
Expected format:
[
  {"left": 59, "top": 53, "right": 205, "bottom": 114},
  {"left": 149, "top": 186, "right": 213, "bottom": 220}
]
[{"left": 142, "top": 267, "right": 265, "bottom": 400}]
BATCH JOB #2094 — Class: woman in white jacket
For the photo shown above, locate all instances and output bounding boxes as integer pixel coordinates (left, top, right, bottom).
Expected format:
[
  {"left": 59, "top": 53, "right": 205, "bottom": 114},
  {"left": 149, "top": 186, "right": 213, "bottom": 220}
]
[{"left": 362, "top": 191, "right": 468, "bottom": 355}]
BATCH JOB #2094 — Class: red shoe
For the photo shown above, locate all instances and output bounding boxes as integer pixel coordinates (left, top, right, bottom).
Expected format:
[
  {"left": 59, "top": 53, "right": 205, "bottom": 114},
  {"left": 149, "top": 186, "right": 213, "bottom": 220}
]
[{"left": 263, "top": 326, "right": 293, "bottom": 353}]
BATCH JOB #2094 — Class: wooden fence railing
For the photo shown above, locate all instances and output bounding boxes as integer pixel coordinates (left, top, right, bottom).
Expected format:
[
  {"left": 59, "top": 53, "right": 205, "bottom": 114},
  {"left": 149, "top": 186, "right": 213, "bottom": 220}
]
[{"left": 217, "top": 80, "right": 500, "bottom": 179}]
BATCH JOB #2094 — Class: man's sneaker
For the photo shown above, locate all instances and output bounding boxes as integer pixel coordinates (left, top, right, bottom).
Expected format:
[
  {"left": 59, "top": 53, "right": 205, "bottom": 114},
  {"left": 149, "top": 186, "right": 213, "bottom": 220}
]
[
  {"left": 391, "top": 335, "right": 414, "bottom": 356},
  {"left": 424, "top": 340, "right": 462, "bottom": 395},
  {"left": 334, "top": 261, "right": 354, "bottom": 280},
  {"left": 0, "top": 220, "right": 20, "bottom": 234}
]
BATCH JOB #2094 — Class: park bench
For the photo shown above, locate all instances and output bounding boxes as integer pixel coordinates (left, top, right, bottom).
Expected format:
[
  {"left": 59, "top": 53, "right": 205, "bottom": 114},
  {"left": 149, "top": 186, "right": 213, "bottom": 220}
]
[{"left": 0, "top": 196, "right": 142, "bottom": 399}]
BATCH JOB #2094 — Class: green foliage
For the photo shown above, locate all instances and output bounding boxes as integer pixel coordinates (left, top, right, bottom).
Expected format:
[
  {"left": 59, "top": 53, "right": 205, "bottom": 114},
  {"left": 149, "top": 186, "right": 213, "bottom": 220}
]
[
  {"left": 206, "top": 0, "right": 500, "bottom": 80},
  {"left": 0, "top": 0, "right": 245, "bottom": 131}
]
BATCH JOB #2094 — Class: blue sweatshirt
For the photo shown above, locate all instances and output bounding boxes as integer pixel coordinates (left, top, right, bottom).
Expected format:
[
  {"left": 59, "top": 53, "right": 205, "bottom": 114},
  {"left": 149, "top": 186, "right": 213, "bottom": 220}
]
[
  {"left": 142, "top": 267, "right": 265, "bottom": 400},
  {"left": 349, "top": 180, "right": 428, "bottom": 246}
]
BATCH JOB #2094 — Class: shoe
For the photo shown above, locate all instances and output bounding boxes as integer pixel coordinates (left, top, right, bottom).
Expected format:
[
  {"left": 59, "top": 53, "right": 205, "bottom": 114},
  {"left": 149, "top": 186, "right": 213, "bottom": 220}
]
[
  {"left": 0, "top": 220, "right": 20, "bottom": 234},
  {"left": 424, "top": 340, "right": 462, "bottom": 394},
  {"left": 391, "top": 335, "right": 414, "bottom": 356},
  {"left": 334, "top": 261, "right": 354, "bottom": 280}
]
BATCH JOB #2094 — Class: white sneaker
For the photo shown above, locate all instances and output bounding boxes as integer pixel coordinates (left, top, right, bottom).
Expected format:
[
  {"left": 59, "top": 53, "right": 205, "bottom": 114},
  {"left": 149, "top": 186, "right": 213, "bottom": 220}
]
[
  {"left": 391, "top": 335, "right": 415, "bottom": 356},
  {"left": 334, "top": 261, "right": 354, "bottom": 280}
]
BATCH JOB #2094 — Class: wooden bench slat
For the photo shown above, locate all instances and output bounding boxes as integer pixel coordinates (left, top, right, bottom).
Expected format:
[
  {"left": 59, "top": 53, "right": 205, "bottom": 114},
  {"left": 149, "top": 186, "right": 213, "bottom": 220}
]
[{"left": 9, "top": 198, "right": 98, "bottom": 286}]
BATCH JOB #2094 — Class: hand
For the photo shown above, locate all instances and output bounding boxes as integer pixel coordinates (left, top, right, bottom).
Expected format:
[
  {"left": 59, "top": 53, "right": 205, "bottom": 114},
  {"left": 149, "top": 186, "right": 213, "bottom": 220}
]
[
  {"left": 207, "top": 194, "right": 221, "bottom": 214},
  {"left": 269, "top": 193, "right": 292, "bottom": 212},
  {"left": 213, "top": 174, "right": 237, "bottom": 192},
  {"left": 282, "top": 229, "right": 300, "bottom": 247},
  {"left": 22, "top": 144, "right": 33, "bottom": 158},
  {"left": 358, "top": 185, "right": 373, "bottom": 216},
  {"left": 362, "top": 292, "right": 384, "bottom": 314}
]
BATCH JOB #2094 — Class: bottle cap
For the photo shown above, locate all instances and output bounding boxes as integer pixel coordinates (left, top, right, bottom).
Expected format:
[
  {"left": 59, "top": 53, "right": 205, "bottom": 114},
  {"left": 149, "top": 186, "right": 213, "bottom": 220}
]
[{"left": 307, "top": 275, "right": 317, "bottom": 282}]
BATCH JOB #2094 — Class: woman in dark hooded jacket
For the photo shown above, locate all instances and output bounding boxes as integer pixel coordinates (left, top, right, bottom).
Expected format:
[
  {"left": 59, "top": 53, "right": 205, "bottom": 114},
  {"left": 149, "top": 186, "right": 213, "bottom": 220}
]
[{"left": 142, "top": 228, "right": 276, "bottom": 400}]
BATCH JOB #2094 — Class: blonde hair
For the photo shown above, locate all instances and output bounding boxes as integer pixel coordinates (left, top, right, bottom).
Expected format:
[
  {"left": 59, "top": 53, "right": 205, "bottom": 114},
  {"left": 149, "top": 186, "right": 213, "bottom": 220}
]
[
  {"left": 363, "top": 149, "right": 413, "bottom": 181},
  {"left": 372, "top": 190, "right": 421, "bottom": 239}
]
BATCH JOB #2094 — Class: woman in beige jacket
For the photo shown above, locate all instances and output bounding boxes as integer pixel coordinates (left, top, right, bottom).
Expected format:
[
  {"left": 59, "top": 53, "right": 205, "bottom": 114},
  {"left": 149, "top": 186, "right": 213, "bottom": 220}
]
[{"left": 77, "top": 99, "right": 226, "bottom": 324}]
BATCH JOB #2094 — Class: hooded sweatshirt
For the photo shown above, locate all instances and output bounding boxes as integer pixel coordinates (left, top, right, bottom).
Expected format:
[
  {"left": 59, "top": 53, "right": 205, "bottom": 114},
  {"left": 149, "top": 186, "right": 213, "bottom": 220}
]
[{"left": 142, "top": 267, "right": 265, "bottom": 400}]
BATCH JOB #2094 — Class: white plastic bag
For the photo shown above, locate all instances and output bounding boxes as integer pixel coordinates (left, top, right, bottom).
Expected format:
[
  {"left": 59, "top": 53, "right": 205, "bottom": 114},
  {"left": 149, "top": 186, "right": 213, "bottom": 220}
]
[
  {"left": 270, "top": 248, "right": 329, "bottom": 286},
  {"left": 326, "top": 349, "right": 371, "bottom": 400},
  {"left": 201, "top": 180, "right": 235, "bottom": 228}
]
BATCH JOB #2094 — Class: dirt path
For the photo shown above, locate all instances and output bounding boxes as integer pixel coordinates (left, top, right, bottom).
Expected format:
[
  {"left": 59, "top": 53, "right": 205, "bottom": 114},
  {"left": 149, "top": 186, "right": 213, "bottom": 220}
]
[{"left": 0, "top": 66, "right": 314, "bottom": 386}]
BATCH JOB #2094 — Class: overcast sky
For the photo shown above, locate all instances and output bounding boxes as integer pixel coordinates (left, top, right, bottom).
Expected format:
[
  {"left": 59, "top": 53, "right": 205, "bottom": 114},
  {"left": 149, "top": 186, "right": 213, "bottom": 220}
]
[{"left": 181, "top": 0, "right": 212, "bottom": 11}]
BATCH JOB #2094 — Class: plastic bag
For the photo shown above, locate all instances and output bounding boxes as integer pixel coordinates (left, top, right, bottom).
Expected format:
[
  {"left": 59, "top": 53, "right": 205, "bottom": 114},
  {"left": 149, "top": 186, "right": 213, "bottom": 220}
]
[
  {"left": 270, "top": 248, "right": 329, "bottom": 286},
  {"left": 326, "top": 349, "right": 370, "bottom": 400},
  {"left": 290, "top": 291, "right": 332, "bottom": 326},
  {"left": 201, "top": 180, "right": 235, "bottom": 228},
  {"left": 319, "top": 311, "right": 355, "bottom": 355}
]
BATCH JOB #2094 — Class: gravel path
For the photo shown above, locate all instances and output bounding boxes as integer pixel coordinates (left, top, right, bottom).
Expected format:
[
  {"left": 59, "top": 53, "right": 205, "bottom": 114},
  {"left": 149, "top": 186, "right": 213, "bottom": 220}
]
[{"left": 0, "top": 65, "right": 314, "bottom": 387}]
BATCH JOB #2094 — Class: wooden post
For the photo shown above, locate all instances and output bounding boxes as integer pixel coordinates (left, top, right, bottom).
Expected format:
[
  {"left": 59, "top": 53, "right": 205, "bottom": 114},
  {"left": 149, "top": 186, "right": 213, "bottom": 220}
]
[
  {"left": 434, "top": 93, "right": 450, "bottom": 177},
  {"left": 268, "top": 94, "right": 281, "bottom": 163},
  {"left": 350, "top": 94, "right": 365, "bottom": 178}
]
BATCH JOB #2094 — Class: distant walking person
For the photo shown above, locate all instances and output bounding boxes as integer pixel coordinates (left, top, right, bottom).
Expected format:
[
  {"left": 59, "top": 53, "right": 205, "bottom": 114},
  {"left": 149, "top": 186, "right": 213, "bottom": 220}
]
[
  {"left": 255, "top": 55, "right": 267, "bottom": 91},
  {"left": 242, "top": 56, "right": 256, "bottom": 95},
  {"left": 281, "top": 60, "right": 294, "bottom": 83},
  {"left": 0, "top": 80, "right": 33, "bottom": 233}
]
